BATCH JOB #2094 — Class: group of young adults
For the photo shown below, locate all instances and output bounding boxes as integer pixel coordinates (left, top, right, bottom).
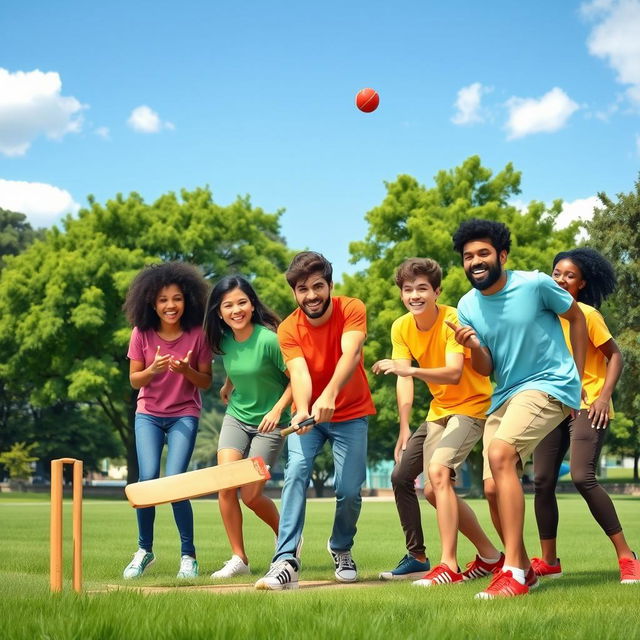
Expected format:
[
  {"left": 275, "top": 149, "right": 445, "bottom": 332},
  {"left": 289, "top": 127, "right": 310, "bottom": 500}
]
[{"left": 120, "top": 218, "right": 640, "bottom": 598}]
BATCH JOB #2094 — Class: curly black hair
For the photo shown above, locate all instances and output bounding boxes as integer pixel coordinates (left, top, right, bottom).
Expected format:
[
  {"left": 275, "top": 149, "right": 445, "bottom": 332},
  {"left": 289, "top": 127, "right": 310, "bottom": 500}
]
[
  {"left": 203, "top": 275, "right": 281, "bottom": 355},
  {"left": 452, "top": 218, "right": 512, "bottom": 255},
  {"left": 123, "top": 262, "right": 210, "bottom": 331},
  {"left": 552, "top": 248, "right": 616, "bottom": 309}
]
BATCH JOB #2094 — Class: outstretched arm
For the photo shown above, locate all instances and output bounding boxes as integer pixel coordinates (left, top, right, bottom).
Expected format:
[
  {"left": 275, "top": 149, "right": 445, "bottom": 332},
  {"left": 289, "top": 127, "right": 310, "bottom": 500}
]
[{"left": 445, "top": 320, "right": 493, "bottom": 376}]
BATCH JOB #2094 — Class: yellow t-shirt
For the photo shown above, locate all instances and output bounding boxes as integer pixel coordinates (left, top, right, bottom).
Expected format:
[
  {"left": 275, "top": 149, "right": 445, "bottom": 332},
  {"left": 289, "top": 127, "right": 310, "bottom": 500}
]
[
  {"left": 391, "top": 305, "right": 492, "bottom": 421},
  {"left": 560, "top": 301, "right": 614, "bottom": 415}
]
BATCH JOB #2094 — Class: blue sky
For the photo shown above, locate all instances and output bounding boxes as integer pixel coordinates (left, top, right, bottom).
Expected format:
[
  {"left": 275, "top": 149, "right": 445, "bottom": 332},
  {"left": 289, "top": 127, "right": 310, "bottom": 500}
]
[{"left": 1, "top": 0, "right": 639, "bottom": 278}]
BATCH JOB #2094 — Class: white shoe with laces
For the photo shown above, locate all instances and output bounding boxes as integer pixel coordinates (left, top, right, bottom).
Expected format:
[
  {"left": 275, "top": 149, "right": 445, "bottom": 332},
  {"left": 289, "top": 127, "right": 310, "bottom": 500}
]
[
  {"left": 255, "top": 559, "right": 299, "bottom": 590},
  {"left": 327, "top": 540, "right": 358, "bottom": 583},
  {"left": 123, "top": 548, "right": 156, "bottom": 579},
  {"left": 177, "top": 555, "right": 199, "bottom": 579},
  {"left": 210, "top": 554, "right": 250, "bottom": 579}
]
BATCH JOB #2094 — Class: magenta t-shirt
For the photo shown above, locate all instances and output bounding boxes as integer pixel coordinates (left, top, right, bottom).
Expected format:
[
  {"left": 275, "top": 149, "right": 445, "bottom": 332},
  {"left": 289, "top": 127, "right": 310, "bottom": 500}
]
[{"left": 127, "top": 326, "right": 213, "bottom": 417}]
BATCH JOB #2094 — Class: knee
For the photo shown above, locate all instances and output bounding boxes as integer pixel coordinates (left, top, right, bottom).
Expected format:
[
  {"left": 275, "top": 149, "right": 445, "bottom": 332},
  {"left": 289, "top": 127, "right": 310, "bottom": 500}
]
[
  {"left": 571, "top": 468, "right": 596, "bottom": 494},
  {"left": 241, "top": 485, "right": 262, "bottom": 509},
  {"left": 391, "top": 464, "right": 412, "bottom": 490},
  {"left": 483, "top": 479, "right": 497, "bottom": 505},
  {"left": 488, "top": 441, "right": 515, "bottom": 474},
  {"left": 534, "top": 470, "right": 556, "bottom": 495},
  {"left": 427, "top": 463, "right": 452, "bottom": 489}
]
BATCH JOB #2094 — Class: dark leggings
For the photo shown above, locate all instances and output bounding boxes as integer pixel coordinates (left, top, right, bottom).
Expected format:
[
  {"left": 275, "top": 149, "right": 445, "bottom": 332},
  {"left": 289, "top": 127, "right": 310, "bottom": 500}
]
[{"left": 533, "top": 410, "right": 622, "bottom": 540}]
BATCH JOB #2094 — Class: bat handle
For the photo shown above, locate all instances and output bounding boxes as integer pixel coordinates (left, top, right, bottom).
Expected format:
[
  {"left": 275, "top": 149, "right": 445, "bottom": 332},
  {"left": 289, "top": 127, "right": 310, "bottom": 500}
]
[{"left": 281, "top": 417, "right": 316, "bottom": 437}]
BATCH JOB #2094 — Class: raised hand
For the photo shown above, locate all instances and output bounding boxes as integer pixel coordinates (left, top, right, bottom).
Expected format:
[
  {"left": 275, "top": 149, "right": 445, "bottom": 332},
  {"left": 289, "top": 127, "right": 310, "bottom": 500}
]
[
  {"left": 150, "top": 345, "right": 171, "bottom": 374},
  {"left": 169, "top": 350, "right": 193, "bottom": 375},
  {"left": 444, "top": 320, "right": 481, "bottom": 350}
]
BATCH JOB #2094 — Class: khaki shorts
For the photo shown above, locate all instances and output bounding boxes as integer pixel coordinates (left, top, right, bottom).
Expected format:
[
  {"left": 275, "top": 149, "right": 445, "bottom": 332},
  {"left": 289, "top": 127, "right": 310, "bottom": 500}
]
[
  {"left": 482, "top": 389, "right": 571, "bottom": 480},
  {"left": 422, "top": 414, "right": 485, "bottom": 486}
]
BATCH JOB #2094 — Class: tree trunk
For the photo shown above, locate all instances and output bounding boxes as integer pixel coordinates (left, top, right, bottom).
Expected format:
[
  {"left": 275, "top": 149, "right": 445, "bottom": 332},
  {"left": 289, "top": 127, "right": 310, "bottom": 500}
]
[{"left": 126, "top": 392, "right": 138, "bottom": 483}]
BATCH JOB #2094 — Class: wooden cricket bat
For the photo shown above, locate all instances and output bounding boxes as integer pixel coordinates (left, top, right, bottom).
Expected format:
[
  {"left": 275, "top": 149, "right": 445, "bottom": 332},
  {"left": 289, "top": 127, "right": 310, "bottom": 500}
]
[
  {"left": 280, "top": 417, "right": 316, "bottom": 437},
  {"left": 125, "top": 457, "right": 271, "bottom": 508}
]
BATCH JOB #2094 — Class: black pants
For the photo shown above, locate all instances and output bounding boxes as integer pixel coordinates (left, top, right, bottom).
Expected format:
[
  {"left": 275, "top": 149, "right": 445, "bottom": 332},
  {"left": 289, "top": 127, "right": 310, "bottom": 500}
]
[{"left": 533, "top": 410, "right": 622, "bottom": 540}]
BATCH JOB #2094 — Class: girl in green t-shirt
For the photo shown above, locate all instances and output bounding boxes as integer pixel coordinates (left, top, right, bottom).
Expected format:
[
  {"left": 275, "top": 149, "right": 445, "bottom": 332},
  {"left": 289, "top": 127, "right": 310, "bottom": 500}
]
[{"left": 204, "top": 275, "right": 292, "bottom": 579}]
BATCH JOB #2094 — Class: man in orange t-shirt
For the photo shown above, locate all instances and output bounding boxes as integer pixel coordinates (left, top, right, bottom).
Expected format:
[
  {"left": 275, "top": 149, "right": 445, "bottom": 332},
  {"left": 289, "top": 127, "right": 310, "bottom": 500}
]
[{"left": 255, "top": 252, "right": 375, "bottom": 591}]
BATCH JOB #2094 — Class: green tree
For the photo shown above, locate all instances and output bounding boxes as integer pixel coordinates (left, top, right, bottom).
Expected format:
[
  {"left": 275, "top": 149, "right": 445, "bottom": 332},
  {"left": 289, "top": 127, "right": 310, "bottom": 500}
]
[
  {"left": 587, "top": 180, "right": 640, "bottom": 480},
  {"left": 0, "top": 208, "right": 44, "bottom": 266},
  {"left": 341, "top": 156, "right": 580, "bottom": 479},
  {"left": 0, "top": 441, "right": 38, "bottom": 486},
  {"left": 0, "top": 188, "right": 295, "bottom": 482}
]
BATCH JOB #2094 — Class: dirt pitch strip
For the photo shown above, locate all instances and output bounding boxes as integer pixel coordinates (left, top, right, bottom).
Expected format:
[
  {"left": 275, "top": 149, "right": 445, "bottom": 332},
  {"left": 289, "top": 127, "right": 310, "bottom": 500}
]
[{"left": 99, "top": 580, "right": 382, "bottom": 595}]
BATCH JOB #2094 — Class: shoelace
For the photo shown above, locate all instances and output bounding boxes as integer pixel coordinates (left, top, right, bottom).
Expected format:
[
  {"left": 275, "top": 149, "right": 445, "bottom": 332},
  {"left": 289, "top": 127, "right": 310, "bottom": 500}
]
[
  {"left": 486, "top": 571, "right": 513, "bottom": 591},
  {"left": 266, "top": 561, "right": 289, "bottom": 577},
  {"left": 130, "top": 550, "right": 148, "bottom": 567},
  {"left": 620, "top": 557, "right": 640, "bottom": 576},
  {"left": 336, "top": 552, "right": 355, "bottom": 570}
]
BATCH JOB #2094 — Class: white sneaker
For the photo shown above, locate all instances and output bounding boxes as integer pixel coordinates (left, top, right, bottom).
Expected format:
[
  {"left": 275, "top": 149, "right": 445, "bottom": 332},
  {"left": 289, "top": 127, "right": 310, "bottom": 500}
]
[
  {"left": 176, "top": 555, "right": 199, "bottom": 579},
  {"left": 123, "top": 548, "right": 155, "bottom": 579},
  {"left": 255, "top": 559, "right": 299, "bottom": 590},
  {"left": 210, "top": 554, "right": 251, "bottom": 579},
  {"left": 327, "top": 540, "right": 357, "bottom": 583}
]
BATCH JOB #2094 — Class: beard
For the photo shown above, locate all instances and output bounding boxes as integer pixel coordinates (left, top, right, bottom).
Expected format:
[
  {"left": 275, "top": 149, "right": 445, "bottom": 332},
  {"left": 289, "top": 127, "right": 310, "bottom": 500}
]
[
  {"left": 301, "top": 296, "right": 331, "bottom": 319},
  {"left": 465, "top": 261, "right": 503, "bottom": 291}
]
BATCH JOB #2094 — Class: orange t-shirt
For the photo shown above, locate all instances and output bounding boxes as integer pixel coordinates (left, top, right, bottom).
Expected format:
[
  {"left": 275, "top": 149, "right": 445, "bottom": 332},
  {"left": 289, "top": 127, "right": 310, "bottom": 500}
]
[
  {"left": 560, "top": 301, "right": 614, "bottom": 416},
  {"left": 277, "top": 296, "right": 376, "bottom": 423}
]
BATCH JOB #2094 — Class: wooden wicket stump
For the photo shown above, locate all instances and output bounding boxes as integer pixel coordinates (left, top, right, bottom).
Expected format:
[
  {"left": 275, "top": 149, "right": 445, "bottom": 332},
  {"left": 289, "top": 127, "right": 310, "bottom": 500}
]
[{"left": 100, "top": 580, "right": 382, "bottom": 595}]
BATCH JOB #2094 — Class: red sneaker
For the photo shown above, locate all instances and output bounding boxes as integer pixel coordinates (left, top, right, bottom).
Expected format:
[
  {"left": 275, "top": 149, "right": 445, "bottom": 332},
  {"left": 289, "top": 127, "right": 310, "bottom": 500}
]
[
  {"left": 531, "top": 557, "right": 562, "bottom": 578},
  {"left": 412, "top": 563, "right": 464, "bottom": 587},
  {"left": 475, "top": 570, "right": 529, "bottom": 599},
  {"left": 525, "top": 565, "right": 539, "bottom": 590},
  {"left": 462, "top": 552, "right": 505, "bottom": 580},
  {"left": 619, "top": 552, "right": 640, "bottom": 584}
]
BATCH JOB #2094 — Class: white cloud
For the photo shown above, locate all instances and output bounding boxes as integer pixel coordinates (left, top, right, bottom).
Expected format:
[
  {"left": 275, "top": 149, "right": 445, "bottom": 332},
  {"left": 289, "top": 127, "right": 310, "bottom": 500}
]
[
  {"left": 94, "top": 126, "right": 110, "bottom": 140},
  {"left": 127, "top": 105, "right": 174, "bottom": 133},
  {"left": 452, "top": 82, "right": 490, "bottom": 125},
  {"left": 0, "top": 179, "right": 80, "bottom": 227},
  {"left": 505, "top": 88, "right": 579, "bottom": 139},
  {"left": 0, "top": 68, "right": 85, "bottom": 156},
  {"left": 583, "top": 0, "right": 640, "bottom": 106},
  {"left": 556, "top": 195, "right": 601, "bottom": 229}
]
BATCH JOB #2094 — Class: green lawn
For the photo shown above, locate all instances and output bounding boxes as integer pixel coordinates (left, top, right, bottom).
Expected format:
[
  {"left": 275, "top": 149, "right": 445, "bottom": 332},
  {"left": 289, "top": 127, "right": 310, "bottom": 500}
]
[{"left": 1, "top": 494, "right": 639, "bottom": 639}]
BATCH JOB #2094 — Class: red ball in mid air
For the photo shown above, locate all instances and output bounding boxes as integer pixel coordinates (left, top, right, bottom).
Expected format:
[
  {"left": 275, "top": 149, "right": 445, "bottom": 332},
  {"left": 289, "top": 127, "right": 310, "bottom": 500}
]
[{"left": 355, "top": 88, "right": 379, "bottom": 113}]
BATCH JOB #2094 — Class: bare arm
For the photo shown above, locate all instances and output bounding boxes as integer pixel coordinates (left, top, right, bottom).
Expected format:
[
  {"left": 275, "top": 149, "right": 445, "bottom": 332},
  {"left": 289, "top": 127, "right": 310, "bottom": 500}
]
[
  {"left": 129, "top": 346, "right": 171, "bottom": 389},
  {"left": 286, "top": 356, "right": 314, "bottom": 433},
  {"left": 169, "top": 350, "right": 212, "bottom": 390},
  {"left": 372, "top": 352, "right": 464, "bottom": 385},
  {"left": 395, "top": 367, "right": 414, "bottom": 464},
  {"left": 559, "top": 301, "right": 587, "bottom": 381},
  {"left": 444, "top": 320, "right": 493, "bottom": 377},
  {"left": 258, "top": 382, "right": 293, "bottom": 433},
  {"left": 589, "top": 338, "right": 623, "bottom": 429},
  {"left": 312, "top": 330, "right": 366, "bottom": 423}
]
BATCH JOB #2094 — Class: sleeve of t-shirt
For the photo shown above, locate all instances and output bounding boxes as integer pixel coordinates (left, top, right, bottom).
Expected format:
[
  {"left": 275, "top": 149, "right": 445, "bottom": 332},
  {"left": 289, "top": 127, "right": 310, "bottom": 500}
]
[
  {"left": 127, "top": 327, "right": 144, "bottom": 361},
  {"left": 277, "top": 321, "right": 305, "bottom": 363},
  {"left": 586, "top": 308, "right": 613, "bottom": 349},
  {"left": 195, "top": 330, "right": 213, "bottom": 365},
  {"left": 538, "top": 272, "right": 573, "bottom": 315},
  {"left": 391, "top": 318, "right": 412, "bottom": 360},
  {"left": 267, "top": 328, "right": 288, "bottom": 373},
  {"left": 342, "top": 298, "right": 367, "bottom": 334},
  {"left": 443, "top": 309, "right": 465, "bottom": 356}
]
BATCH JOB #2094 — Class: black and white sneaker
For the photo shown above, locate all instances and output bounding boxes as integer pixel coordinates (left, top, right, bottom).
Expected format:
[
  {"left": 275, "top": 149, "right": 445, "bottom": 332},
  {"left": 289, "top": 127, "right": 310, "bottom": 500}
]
[
  {"left": 327, "top": 540, "right": 357, "bottom": 583},
  {"left": 255, "top": 559, "right": 299, "bottom": 590}
]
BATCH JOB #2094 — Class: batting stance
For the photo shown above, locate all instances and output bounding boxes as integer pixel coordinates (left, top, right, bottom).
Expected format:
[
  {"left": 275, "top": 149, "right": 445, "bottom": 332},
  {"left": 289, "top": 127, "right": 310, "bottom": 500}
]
[{"left": 255, "top": 251, "right": 375, "bottom": 590}]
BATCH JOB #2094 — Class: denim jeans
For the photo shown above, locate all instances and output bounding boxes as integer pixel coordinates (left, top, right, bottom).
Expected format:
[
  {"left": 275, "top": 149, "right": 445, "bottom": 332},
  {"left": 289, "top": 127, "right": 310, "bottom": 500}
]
[
  {"left": 134, "top": 413, "right": 198, "bottom": 556},
  {"left": 274, "top": 416, "right": 368, "bottom": 562}
]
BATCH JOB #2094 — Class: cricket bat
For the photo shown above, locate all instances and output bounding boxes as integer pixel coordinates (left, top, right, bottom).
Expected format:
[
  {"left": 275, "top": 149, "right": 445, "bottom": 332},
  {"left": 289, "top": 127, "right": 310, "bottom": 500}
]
[
  {"left": 280, "top": 417, "right": 316, "bottom": 437},
  {"left": 125, "top": 457, "right": 271, "bottom": 508}
]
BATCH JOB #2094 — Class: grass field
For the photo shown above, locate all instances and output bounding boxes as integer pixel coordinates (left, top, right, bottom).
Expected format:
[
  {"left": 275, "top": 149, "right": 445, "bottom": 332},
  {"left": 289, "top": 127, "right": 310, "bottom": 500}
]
[{"left": 1, "top": 493, "right": 639, "bottom": 639}]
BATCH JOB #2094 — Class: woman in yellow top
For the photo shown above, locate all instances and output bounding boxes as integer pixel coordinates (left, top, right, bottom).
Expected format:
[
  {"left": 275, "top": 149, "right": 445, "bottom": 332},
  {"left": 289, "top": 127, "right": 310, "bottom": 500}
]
[{"left": 532, "top": 248, "right": 640, "bottom": 584}]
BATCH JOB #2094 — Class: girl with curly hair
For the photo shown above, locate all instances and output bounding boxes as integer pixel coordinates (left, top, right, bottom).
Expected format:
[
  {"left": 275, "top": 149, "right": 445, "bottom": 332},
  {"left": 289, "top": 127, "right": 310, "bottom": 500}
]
[
  {"left": 122, "top": 262, "right": 212, "bottom": 580},
  {"left": 532, "top": 248, "right": 640, "bottom": 584},
  {"left": 204, "top": 275, "right": 291, "bottom": 579}
]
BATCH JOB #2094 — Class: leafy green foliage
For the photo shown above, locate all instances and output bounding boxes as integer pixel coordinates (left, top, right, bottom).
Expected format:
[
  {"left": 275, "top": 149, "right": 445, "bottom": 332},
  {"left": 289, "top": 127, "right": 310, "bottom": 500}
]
[
  {"left": 0, "top": 208, "right": 44, "bottom": 267},
  {"left": 0, "top": 442, "right": 38, "bottom": 481}
]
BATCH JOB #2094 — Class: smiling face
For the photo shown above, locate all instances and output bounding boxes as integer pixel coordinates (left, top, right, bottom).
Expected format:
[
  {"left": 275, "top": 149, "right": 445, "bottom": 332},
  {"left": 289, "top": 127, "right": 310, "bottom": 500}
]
[
  {"left": 154, "top": 284, "right": 184, "bottom": 328},
  {"left": 293, "top": 272, "right": 333, "bottom": 320},
  {"left": 462, "top": 239, "right": 506, "bottom": 292},
  {"left": 552, "top": 258, "right": 585, "bottom": 301},
  {"left": 219, "top": 287, "right": 255, "bottom": 333},
  {"left": 400, "top": 276, "right": 440, "bottom": 317}
]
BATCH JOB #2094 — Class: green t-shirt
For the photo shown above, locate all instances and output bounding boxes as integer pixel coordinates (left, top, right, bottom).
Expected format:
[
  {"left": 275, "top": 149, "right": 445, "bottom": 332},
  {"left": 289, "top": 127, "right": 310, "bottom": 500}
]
[{"left": 221, "top": 324, "right": 290, "bottom": 426}]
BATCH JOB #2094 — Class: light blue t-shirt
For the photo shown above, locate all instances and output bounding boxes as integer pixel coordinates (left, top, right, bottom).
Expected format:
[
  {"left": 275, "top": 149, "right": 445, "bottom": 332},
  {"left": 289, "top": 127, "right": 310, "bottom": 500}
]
[{"left": 457, "top": 270, "right": 581, "bottom": 414}]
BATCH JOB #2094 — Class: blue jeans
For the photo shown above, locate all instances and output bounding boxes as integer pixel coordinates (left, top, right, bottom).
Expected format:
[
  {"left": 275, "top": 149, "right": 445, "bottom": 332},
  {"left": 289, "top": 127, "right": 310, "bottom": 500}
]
[
  {"left": 274, "top": 417, "right": 368, "bottom": 562},
  {"left": 134, "top": 413, "right": 198, "bottom": 556}
]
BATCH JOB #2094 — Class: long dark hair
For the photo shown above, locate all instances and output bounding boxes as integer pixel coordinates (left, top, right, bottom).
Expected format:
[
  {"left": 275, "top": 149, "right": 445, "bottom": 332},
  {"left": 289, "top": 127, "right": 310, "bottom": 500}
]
[
  {"left": 204, "top": 275, "right": 280, "bottom": 355},
  {"left": 123, "top": 262, "right": 209, "bottom": 330},
  {"left": 552, "top": 247, "right": 616, "bottom": 309}
]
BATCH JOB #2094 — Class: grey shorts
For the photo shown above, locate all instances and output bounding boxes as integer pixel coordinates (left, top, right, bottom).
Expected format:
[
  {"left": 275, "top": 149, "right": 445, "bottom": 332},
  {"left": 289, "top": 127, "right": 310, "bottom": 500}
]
[{"left": 217, "top": 413, "right": 284, "bottom": 468}]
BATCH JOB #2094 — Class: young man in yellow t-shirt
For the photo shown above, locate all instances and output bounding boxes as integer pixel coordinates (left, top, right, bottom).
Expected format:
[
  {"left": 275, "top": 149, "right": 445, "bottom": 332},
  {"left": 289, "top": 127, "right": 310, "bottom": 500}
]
[{"left": 373, "top": 258, "right": 502, "bottom": 586}]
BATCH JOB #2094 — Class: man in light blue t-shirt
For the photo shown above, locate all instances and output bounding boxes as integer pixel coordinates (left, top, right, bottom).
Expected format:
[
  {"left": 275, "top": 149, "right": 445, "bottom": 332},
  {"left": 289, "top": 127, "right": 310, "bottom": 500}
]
[{"left": 447, "top": 218, "right": 587, "bottom": 600}]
